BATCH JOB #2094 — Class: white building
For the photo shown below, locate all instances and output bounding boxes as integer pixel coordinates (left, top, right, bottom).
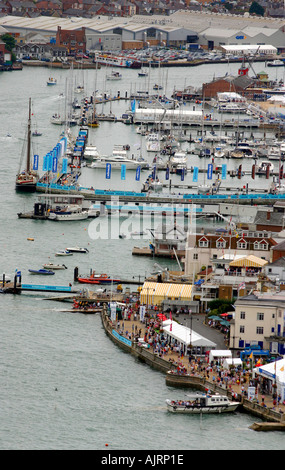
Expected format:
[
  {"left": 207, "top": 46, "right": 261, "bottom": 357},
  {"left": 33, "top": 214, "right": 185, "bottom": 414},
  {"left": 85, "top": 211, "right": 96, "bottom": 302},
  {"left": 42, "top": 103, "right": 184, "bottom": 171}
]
[{"left": 230, "top": 291, "right": 285, "bottom": 356}]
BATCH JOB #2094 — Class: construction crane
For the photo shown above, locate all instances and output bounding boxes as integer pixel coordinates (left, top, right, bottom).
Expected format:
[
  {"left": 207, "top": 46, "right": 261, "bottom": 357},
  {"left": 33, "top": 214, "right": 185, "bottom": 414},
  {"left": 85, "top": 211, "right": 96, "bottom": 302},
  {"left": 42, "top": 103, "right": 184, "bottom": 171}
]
[{"left": 238, "top": 45, "right": 260, "bottom": 79}]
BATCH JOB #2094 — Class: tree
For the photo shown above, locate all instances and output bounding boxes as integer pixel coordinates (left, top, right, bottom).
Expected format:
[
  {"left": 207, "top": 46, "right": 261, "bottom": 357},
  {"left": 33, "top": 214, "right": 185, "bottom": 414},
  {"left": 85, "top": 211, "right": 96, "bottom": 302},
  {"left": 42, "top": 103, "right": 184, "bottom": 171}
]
[
  {"left": 249, "top": 1, "right": 265, "bottom": 16},
  {"left": 1, "top": 33, "right": 16, "bottom": 52}
]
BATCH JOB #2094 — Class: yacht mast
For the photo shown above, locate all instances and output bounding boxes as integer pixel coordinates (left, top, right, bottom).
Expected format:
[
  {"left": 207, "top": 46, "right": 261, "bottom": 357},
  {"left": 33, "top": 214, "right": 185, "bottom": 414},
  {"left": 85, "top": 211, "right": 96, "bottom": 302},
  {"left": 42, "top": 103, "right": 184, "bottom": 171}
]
[{"left": 26, "top": 97, "right": 32, "bottom": 172}]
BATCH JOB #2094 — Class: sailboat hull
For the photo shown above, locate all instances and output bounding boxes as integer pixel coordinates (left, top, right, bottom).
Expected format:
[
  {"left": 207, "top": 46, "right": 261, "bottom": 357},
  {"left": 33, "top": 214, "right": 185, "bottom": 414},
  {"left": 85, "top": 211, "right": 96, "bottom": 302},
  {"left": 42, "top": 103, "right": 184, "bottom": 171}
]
[{"left": 15, "top": 181, "right": 37, "bottom": 192}]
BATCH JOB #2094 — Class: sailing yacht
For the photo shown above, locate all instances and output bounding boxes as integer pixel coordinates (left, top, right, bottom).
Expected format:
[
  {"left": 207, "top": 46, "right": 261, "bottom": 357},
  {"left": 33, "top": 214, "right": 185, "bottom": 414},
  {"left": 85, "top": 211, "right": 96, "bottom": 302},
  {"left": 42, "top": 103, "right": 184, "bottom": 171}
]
[{"left": 15, "top": 98, "right": 39, "bottom": 192}]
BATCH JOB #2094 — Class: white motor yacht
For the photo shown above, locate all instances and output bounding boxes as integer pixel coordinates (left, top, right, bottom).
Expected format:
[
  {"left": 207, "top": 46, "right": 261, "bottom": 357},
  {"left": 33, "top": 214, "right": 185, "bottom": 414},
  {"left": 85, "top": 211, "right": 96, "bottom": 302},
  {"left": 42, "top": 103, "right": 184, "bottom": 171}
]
[
  {"left": 90, "top": 154, "right": 149, "bottom": 170},
  {"left": 48, "top": 205, "right": 89, "bottom": 221},
  {"left": 84, "top": 145, "right": 100, "bottom": 161}
]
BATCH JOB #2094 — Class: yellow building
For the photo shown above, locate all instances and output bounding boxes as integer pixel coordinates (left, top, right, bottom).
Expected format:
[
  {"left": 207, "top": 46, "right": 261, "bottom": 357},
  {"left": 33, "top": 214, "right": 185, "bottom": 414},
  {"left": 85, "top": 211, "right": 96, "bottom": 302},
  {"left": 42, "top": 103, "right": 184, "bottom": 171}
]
[{"left": 140, "top": 282, "right": 193, "bottom": 306}]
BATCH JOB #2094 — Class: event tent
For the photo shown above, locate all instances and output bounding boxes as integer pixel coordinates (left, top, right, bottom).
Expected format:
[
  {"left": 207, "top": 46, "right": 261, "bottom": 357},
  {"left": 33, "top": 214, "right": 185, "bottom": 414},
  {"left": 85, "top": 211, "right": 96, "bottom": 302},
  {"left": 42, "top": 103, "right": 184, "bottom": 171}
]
[
  {"left": 253, "top": 357, "right": 285, "bottom": 401},
  {"left": 162, "top": 319, "right": 216, "bottom": 352},
  {"left": 223, "top": 358, "right": 243, "bottom": 369},
  {"left": 208, "top": 350, "right": 232, "bottom": 363}
]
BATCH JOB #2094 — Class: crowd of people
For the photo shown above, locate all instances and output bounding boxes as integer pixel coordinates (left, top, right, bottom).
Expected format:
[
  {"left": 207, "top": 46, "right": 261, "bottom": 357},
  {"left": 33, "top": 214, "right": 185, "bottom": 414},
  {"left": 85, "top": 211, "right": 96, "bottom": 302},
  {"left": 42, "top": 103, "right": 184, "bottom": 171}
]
[{"left": 108, "top": 304, "right": 285, "bottom": 413}]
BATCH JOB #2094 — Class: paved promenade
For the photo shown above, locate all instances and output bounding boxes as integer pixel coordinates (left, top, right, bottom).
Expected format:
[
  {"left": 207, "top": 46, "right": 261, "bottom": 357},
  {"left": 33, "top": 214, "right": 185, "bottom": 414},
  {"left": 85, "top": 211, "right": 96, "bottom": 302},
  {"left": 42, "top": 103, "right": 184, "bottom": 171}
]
[{"left": 114, "top": 311, "right": 285, "bottom": 416}]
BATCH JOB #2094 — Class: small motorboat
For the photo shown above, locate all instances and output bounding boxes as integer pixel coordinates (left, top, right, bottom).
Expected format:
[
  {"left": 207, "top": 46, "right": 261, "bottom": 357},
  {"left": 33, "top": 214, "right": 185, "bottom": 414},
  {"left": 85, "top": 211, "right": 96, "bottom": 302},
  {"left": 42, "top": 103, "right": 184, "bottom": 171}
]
[
  {"left": 138, "top": 69, "right": 148, "bottom": 77},
  {"left": 55, "top": 250, "right": 73, "bottom": 256},
  {"left": 77, "top": 271, "right": 121, "bottom": 284},
  {"left": 28, "top": 269, "right": 55, "bottom": 275},
  {"left": 257, "top": 161, "right": 274, "bottom": 175},
  {"left": 165, "top": 391, "right": 240, "bottom": 414},
  {"left": 153, "top": 84, "right": 163, "bottom": 90},
  {"left": 106, "top": 71, "right": 122, "bottom": 80},
  {"left": 43, "top": 263, "right": 68, "bottom": 270},
  {"left": 47, "top": 77, "right": 57, "bottom": 85},
  {"left": 65, "top": 247, "right": 89, "bottom": 253},
  {"left": 32, "top": 130, "right": 42, "bottom": 137}
]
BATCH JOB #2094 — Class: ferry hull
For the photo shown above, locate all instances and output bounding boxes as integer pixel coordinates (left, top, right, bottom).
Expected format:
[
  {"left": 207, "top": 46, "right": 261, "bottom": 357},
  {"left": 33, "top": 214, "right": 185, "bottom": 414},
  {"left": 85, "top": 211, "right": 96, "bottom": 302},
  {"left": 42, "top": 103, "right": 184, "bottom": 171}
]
[{"left": 166, "top": 402, "right": 239, "bottom": 414}]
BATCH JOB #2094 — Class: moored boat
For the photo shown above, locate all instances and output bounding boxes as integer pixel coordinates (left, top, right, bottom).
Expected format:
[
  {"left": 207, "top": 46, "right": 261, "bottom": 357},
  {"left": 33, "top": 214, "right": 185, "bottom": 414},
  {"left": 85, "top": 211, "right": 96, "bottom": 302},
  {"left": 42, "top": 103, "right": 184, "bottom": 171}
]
[
  {"left": 90, "top": 154, "right": 149, "bottom": 170},
  {"left": 257, "top": 161, "right": 274, "bottom": 175},
  {"left": 48, "top": 205, "right": 88, "bottom": 221},
  {"left": 166, "top": 391, "right": 239, "bottom": 414},
  {"left": 55, "top": 250, "right": 73, "bottom": 256},
  {"left": 15, "top": 98, "right": 39, "bottom": 192},
  {"left": 28, "top": 269, "right": 55, "bottom": 275},
  {"left": 47, "top": 77, "right": 57, "bottom": 85},
  {"left": 93, "top": 53, "right": 141, "bottom": 69},
  {"left": 65, "top": 247, "right": 89, "bottom": 253},
  {"left": 77, "top": 271, "right": 121, "bottom": 284},
  {"left": 43, "top": 263, "right": 68, "bottom": 270},
  {"left": 267, "top": 59, "right": 285, "bottom": 67}
]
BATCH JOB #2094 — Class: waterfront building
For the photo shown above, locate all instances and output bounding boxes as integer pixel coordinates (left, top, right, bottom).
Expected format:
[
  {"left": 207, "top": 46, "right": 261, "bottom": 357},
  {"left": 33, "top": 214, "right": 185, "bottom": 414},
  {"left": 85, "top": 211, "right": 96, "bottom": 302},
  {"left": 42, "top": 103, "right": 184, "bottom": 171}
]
[
  {"left": 271, "top": 240, "right": 285, "bottom": 263},
  {"left": 265, "top": 257, "right": 285, "bottom": 283},
  {"left": 184, "top": 229, "right": 277, "bottom": 279},
  {"left": 229, "top": 291, "right": 285, "bottom": 356},
  {"left": 56, "top": 26, "right": 86, "bottom": 56},
  {"left": 148, "top": 224, "right": 187, "bottom": 259},
  {"left": 253, "top": 203, "right": 285, "bottom": 234}
]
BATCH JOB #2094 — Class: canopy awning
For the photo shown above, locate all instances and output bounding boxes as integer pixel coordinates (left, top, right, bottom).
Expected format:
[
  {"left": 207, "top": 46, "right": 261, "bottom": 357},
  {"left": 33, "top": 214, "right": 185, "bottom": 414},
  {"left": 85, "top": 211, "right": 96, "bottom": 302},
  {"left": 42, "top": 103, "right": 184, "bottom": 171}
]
[
  {"left": 229, "top": 255, "right": 268, "bottom": 268},
  {"left": 162, "top": 319, "right": 216, "bottom": 348},
  {"left": 254, "top": 357, "right": 285, "bottom": 385},
  {"left": 140, "top": 282, "right": 193, "bottom": 305}
]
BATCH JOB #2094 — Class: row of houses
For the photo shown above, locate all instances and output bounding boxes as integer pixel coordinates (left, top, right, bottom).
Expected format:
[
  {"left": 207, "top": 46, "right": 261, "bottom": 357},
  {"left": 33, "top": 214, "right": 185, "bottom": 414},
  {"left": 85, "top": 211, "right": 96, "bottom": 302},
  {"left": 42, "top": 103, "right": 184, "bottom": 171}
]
[
  {"left": 0, "top": 0, "right": 188, "bottom": 18},
  {"left": 142, "top": 223, "right": 285, "bottom": 357}
]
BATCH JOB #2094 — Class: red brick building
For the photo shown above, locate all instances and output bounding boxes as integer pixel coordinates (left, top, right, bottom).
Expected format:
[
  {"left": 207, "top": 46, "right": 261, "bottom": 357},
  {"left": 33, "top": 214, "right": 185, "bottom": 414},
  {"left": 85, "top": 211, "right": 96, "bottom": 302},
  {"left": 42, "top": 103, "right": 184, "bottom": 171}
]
[{"left": 56, "top": 26, "right": 86, "bottom": 56}]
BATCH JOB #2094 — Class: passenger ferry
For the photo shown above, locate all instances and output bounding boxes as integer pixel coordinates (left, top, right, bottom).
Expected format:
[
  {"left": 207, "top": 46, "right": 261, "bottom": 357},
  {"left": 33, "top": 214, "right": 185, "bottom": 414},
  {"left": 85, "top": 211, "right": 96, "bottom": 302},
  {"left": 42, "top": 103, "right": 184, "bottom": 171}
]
[
  {"left": 93, "top": 53, "right": 141, "bottom": 69},
  {"left": 166, "top": 392, "right": 239, "bottom": 414}
]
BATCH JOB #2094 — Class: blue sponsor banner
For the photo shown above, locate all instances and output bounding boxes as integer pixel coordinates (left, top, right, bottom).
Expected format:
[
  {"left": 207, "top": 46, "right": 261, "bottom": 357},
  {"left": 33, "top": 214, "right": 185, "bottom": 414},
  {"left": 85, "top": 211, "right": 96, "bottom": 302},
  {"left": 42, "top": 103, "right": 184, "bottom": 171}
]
[
  {"left": 52, "top": 156, "right": 58, "bottom": 173},
  {"left": 121, "top": 164, "right": 126, "bottom": 180},
  {"left": 131, "top": 99, "right": 136, "bottom": 113},
  {"left": 60, "top": 136, "right": 67, "bottom": 153},
  {"left": 222, "top": 164, "right": 227, "bottom": 180},
  {"left": 42, "top": 154, "right": 48, "bottom": 171},
  {"left": 165, "top": 167, "right": 169, "bottom": 181},
  {"left": 106, "top": 163, "right": 111, "bottom": 179},
  {"left": 152, "top": 165, "right": 156, "bottom": 180},
  {"left": 33, "top": 154, "right": 39, "bottom": 171},
  {"left": 193, "top": 166, "right": 199, "bottom": 182},
  {"left": 47, "top": 153, "right": 52, "bottom": 171},
  {"left": 112, "top": 329, "right": 132, "bottom": 347},
  {"left": 181, "top": 167, "right": 185, "bottom": 181},
  {"left": 61, "top": 157, "right": 68, "bottom": 174},
  {"left": 207, "top": 163, "right": 213, "bottom": 180},
  {"left": 135, "top": 166, "right": 141, "bottom": 181}
]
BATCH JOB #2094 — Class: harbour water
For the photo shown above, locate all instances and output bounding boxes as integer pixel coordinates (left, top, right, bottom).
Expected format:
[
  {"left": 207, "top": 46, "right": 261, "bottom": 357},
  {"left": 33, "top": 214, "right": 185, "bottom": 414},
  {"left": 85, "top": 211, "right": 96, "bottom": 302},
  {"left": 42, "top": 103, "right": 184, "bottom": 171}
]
[{"left": 1, "top": 62, "right": 285, "bottom": 450}]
